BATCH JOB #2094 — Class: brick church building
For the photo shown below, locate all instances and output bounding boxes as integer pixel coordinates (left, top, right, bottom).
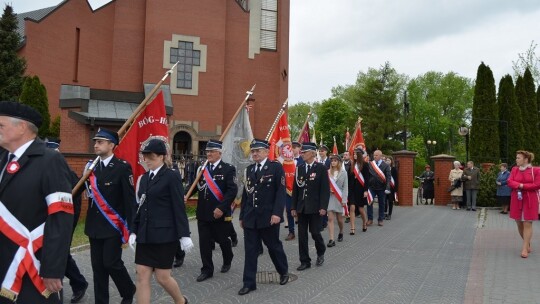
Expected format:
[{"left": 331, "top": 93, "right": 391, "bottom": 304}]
[{"left": 16, "top": 0, "right": 289, "bottom": 168}]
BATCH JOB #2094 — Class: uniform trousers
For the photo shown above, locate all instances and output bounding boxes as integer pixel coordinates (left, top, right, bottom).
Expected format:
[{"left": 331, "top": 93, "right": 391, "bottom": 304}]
[
  {"left": 65, "top": 210, "right": 87, "bottom": 292},
  {"left": 297, "top": 213, "right": 326, "bottom": 264},
  {"left": 242, "top": 224, "right": 288, "bottom": 289},
  {"left": 89, "top": 237, "right": 135, "bottom": 304},
  {"left": 198, "top": 220, "right": 234, "bottom": 275},
  {"left": 285, "top": 195, "right": 295, "bottom": 234},
  {"left": 367, "top": 190, "right": 386, "bottom": 221}
]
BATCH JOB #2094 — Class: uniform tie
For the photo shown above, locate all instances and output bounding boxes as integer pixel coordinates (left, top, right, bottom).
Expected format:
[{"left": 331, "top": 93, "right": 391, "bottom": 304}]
[
  {"left": 0, "top": 153, "right": 15, "bottom": 182},
  {"left": 307, "top": 164, "right": 311, "bottom": 173},
  {"left": 256, "top": 163, "right": 262, "bottom": 179},
  {"left": 208, "top": 164, "right": 214, "bottom": 174},
  {"left": 149, "top": 172, "right": 155, "bottom": 180}
]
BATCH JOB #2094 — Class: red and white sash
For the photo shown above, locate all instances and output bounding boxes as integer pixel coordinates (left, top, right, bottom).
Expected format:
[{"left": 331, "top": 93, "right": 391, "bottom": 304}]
[
  {"left": 353, "top": 165, "right": 365, "bottom": 187},
  {"left": 328, "top": 171, "right": 349, "bottom": 216},
  {"left": 0, "top": 200, "right": 57, "bottom": 301},
  {"left": 390, "top": 176, "right": 398, "bottom": 201},
  {"left": 370, "top": 161, "right": 386, "bottom": 183}
]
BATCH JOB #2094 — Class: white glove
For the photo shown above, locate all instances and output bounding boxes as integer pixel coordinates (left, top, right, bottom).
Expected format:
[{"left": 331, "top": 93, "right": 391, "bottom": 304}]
[
  {"left": 180, "top": 237, "right": 194, "bottom": 253},
  {"left": 128, "top": 234, "right": 137, "bottom": 252},
  {"left": 384, "top": 190, "right": 391, "bottom": 194}
]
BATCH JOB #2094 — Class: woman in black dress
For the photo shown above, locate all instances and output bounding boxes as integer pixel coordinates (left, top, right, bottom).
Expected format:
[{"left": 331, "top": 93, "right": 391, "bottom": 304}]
[
  {"left": 348, "top": 146, "right": 371, "bottom": 234},
  {"left": 384, "top": 156, "right": 398, "bottom": 220},
  {"left": 419, "top": 164, "right": 435, "bottom": 204},
  {"left": 129, "top": 139, "right": 193, "bottom": 304}
]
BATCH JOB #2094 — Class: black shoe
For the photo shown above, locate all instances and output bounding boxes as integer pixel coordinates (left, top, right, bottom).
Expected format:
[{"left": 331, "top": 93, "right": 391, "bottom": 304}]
[
  {"left": 173, "top": 257, "right": 184, "bottom": 268},
  {"left": 279, "top": 274, "right": 289, "bottom": 285},
  {"left": 196, "top": 273, "right": 213, "bottom": 282},
  {"left": 238, "top": 287, "right": 256, "bottom": 295},
  {"left": 296, "top": 263, "right": 311, "bottom": 271},
  {"left": 220, "top": 264, "right": 231, "bottom": 273},
  {"left": 70, "top": 282, "right": 88, "bottom": 303},
  {"left": 472, "top": 208, "right": 476, "bottom": 211},
  {"left": 231, "top": 238, "right": 238, "bottom": 247},
  {"left": 466, "top": 208, "right": 471, "bottom": 211},
  {"left": 322, "top": 223, "right": 328, "bottom": 229},
  {"left": 384, "top": 213, "right": 389, "bottom": 220},
  {"left": 387, "top": 215, "right": 391, "bottom": 220},
  {"left": 345, "top": 217, "right": 350, "bottom": 223},
  {"left": 120, "top": 298, "right": 133, "bottom": 304},
  {"left": 337, "top": 233, "right": 343, "bottom": 242},
  {"left": 327, "top": 240, "right": 335, "bottom": 247},
  {"left": 316, "top": 255, "right": 324, "bottom": 266}
]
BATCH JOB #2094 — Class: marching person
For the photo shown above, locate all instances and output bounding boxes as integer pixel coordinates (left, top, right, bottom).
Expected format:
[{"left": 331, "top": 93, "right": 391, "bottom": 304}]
[
  {"left": 188, "top": 139, "right": 237, "bottom": 282},
  {"left": 326, "top": 154, "right": 348, "bottom": 247},
  {"left": 0, "top": 101, "right": 74, "bottom": 303},
  {"left": 366, "top": 150, "right": 391, "bottom": 226},
  {"left": 291, "top": 142, "right": 330, "bottom": 270},
  {"left": 348, "top": 146, "right": 371, "bottom": 234},
  {"left": 85, "top": 128, "right": 136, "bottom": 304},
  {"left": 384, "top": 156, "right": 398, "bottom": 220},
  {"left": 46, "top": 138, "right": 89, "bottom": 303},
  {"left": 238, "top": 139, "right": 289, "bottom": 295},
  {"left": 130, "top": 139, "right": 192, "bottom": 304},
  {"left": 284, "top": 141, "right": 305, "bottom": 241}
]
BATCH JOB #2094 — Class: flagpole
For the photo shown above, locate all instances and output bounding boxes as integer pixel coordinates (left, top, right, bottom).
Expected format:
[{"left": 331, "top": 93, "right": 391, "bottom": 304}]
[
  {"left": 185, "top": 84, "right": 256, "bottom": 199},
  {"left": 296, "top": 111, "right": 312, "bottom": 142},
  {"left": 264, "top": 98, "right": 289, "bottom": 141},
  {"left": 72, "top": 62, "right": 180, "bottom": 195}
]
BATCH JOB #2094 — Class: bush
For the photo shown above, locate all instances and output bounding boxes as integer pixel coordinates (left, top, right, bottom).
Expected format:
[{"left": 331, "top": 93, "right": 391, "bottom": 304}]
[{"left": 477, "top": 164, "right": 498, "bottom": 207}]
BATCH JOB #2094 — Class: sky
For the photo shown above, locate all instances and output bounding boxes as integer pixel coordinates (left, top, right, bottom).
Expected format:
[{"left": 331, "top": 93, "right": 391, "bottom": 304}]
[{"left": 5, "top": 0, "right": 540, "bottom": 104}]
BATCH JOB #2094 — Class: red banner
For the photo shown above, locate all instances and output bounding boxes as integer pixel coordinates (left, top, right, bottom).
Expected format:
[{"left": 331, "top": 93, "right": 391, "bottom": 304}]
[
  {"left": 298, "top": 120, "right": 310, "bottom": 143},
  {"left": 268, "top": 112, "right": 295, "bottom": 194},
  {"left": 115, "top": 91, "right": 169, "bottom": 185},
  {"left": 348, "top": 120, "right": 366, "bottom": 156}
]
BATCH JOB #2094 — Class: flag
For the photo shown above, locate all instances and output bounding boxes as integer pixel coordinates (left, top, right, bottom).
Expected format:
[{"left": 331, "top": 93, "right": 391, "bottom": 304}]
[
  {"left": 267, "top": 111, "right": 296, "bottom": 195},
  {"left": 115, "top": 91, "right": 169, "bottom": 185},
  {"left": 345, "top": 127, "right": 351, "bottom": 151},
  {"left": 298, "top": 119, "right": 310, "bottom": 143},
  {"left": 348, "top": 118, "right": 366, "bottom": 156},
  {"left": 221, "top": 107, "right": 254, "bottom": 201},
  {"left": 311, "top": 129, "right": 317, "bottom": 143},
  {"left": 332, "top": 136, "right": 338, "bottom": 155}
]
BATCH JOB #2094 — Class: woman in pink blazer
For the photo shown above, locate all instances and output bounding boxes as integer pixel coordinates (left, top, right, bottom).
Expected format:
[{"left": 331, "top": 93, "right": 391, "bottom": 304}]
[{"left": 507, "top": 150, "right": 540, "bottom": 258}]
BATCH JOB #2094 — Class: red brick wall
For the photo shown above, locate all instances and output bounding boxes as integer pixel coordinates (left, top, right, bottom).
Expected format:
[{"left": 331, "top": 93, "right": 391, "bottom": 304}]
[
  {"left": 432, "top": 155, "right": 456, "bottom": 206},
  {"left": 393, "top": 151, "right": 418, "bottom": 206}
]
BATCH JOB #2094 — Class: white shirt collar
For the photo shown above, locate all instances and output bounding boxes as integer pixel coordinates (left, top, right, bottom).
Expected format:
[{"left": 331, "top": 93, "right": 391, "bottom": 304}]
[
  {"left": 257, "top": 158, "right": 268, "bottom": 168},
  {"left": 150, "top": 164, "right": 164, "bottom": 177},
  {"left": 11, "top": 139, "right": 35, "bottom": 161},
  {"left": 100, "top": 154, "right": 114, "bottom": 167},
  {"left": 209, "top": 159, "right": 221, "bottom": 169}
]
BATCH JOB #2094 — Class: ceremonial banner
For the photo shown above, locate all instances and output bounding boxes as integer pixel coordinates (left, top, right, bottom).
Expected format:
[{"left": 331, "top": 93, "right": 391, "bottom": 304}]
[
  {"left": 332, "top": 136, "right": 338, "bottom": 155},
  {"left": 298, "top": 117, "right": 311, "bottom": 143},
  {"left": 348, "top": 118, "right": 366, "bottom": 156},
  {"left": 115, "top": 91, "right": 169, "bottom": 185},
  {"left": 268, "top": 111, "right": 295, "bottom": 195},
  {"left": 221, "top": 107, "right": 254, "bottom": 200}
]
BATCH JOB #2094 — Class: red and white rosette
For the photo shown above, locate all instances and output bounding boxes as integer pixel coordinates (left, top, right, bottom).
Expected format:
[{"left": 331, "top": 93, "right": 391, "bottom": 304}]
[{"left": 6, "top": 161, "right": 19, "bottom": 174}]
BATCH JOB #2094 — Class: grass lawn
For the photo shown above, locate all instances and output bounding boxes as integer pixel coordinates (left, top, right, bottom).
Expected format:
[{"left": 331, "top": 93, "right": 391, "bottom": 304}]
[{"left": 71, "top": 206, "right": 197, "bottom": 248}]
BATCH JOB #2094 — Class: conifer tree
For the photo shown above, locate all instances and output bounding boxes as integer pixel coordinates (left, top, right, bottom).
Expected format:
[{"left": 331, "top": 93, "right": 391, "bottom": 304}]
[
  {"left": 19, "top": 76, "right": 50, "bottom": 137},
  {"left": 521, "top": 68, "right": 540, "bottom": 154},
  {"left": 470, "top": 62, "right": 499, "bottom": 163},
  {"left": 0, "top": 5, "right": 26, "bottom": 100},
  {"left": 497, "top": 75, "right": 524, "bottom": 161}
]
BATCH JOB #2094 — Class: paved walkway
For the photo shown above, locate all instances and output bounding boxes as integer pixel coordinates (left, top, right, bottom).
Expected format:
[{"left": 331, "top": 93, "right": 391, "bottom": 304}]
[{"left": 64, "top": 205, "right": 540, "bottom": 304}]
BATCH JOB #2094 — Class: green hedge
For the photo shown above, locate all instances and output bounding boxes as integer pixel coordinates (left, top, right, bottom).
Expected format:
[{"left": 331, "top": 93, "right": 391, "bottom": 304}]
[{"left": 477, "top": 164, "right": 498, "bottom": 207}]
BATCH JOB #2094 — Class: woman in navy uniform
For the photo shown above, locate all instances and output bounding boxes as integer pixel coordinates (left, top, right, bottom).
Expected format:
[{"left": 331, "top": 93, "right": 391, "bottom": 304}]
[
  {"left": 130, "top": 139, "right": 193, "bottom": 304},
  {"left": 238, "top": 139, "right": 289, "bottom": 295},
  {"left": 84, "top": 128, "right": 136, "bottom": 304},
  {"left": 0, "top": 102, "right": 74, "bottom": 304},
  {"left": 291, "top": 142, "right": 330, "bottom": 271},
  {"left": 188, "top": 139, "right": 237, "bottom": 282}
]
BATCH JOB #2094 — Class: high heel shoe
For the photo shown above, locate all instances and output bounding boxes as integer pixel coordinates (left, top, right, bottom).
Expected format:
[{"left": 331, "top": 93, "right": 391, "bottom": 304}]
[
  {"left": 362, "top": 224, "right": 367, "bottom": 232},
  {"left": 349, "top": 228, "right": 355, "bottom": 235}
]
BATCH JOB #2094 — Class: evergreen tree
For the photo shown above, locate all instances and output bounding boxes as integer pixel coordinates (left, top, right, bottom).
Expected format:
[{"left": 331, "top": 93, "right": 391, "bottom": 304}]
[
  {"left": 522, "top": 68, "right": 540, "bottom": 155},
  {"left": 314, "top": 98, "right": 356, "bottom": 152},
  {"left": 19, "top": 76, "right": 50, "bottom": 137},
  {"left": 497, "top": 75, "right": 524, "bottom": 162},
  {"left": 0, "top": 5, "right": 26, "bottom": 100},
  {"left": 470, "top": 62, "right": 499, "bottom": 163},
  {"left": 49, "top": 115, "right": 61, "bottom": 138}
]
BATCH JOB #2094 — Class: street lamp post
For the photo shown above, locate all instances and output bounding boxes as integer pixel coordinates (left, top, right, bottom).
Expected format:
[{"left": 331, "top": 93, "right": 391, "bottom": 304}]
[
  {"left": 427, "top": 139, "right": 437, "bottom": 165},
  {"left": 458, "top": 126, "right": 469, "bottom": 163}
]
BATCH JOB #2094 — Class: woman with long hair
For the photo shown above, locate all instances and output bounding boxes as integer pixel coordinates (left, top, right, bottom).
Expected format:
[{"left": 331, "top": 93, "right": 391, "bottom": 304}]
[
  {"left": 326, "top": 154, "right": 348, "bottom": 247},
  {"left": 347, "top": 146, "right": 371, "bottom": 234},
  {"left": 507, "top": 150, "right": 540, "bottom": 258}
]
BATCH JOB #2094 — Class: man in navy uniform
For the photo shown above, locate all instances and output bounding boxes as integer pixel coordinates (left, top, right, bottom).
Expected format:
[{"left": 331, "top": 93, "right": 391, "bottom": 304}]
[
  {"left": 284, "top": 141, "right": 304, "bottom": 241},
  {"left": 46, "top": 138, "right": 89, "bottom": 303},
  {"left": 291, "top": 142, "right": 330, "bottom": 271},
  {"left": 0, "top": 101, "right": 74, "bottom": 303},
  {"left": 85, "top": 128, "right": 136, "bottom": 304},
  {"left": 238, "top": 139, "right": 289, "bottom": 295},
  {"left": 189, "top": 139, "right": 237, "bottom": 282}
]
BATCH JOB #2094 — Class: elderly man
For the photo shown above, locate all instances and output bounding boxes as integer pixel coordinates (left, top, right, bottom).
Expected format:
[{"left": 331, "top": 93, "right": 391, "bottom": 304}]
[
  {"left": 291, "top": 142, "right": 330, "bottom": 271},
  {"left": 189, "top": 139, "right": 237, "bottom": 282},
  {"left": 0, "top": 101, "right": 74, "bottom": 303},
  {"left": 366, "top": 150, "right": 392, "bottom": 227},
  {"left": 239, "top": 139, "right": 289, "bottom": 295}
]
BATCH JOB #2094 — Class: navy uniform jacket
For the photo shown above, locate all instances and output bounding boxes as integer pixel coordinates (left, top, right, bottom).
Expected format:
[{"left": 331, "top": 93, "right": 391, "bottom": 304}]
[
  {"left": 0, "top": 140, "right": 73, "bottom": 302},
  {"left": 133, "top": 167, "right": 190, "bottom": 244},
  {"left": 291, "top": 162, "right": 330, "bottom": 214},
  {"left": 194, "top": 160, "right": 237, "bottom": 222},
  {"left": 240, "top": 160, "right": 286, "bottom": 229},
  {"left": 85, "top": 156, "right": 137, "bottom": 239}
]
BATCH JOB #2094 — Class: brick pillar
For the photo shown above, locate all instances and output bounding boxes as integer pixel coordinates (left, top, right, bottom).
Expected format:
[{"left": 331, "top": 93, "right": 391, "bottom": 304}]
[
  {"left": 392, "top": 150, "right": 417, "bottom": 206},
  {"left": 431, "top": 154, "right": 456, "bottom": 206}
]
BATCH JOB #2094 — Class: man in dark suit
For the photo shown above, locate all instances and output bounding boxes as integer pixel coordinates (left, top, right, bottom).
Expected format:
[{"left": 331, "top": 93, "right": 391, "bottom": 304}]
[
  {"left": 85, "top": 128, "right": 136, "bottom": 304},
  {"left": 291, "top": 142, "right": 330, "bottom": 271},
  {"left": 238, "top": 139, "right": 289, "bottom": 295},
  {"left": 367, "top": 149, "right": 392, "bottom": 227},
  {"left": 0, "top": 102, "right": 74, "bottom": 304},
  {"left": 190, "top": 139, "right": 237, "bottom": 282}
]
